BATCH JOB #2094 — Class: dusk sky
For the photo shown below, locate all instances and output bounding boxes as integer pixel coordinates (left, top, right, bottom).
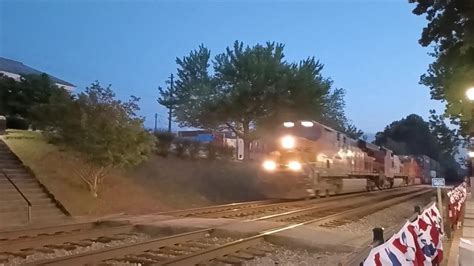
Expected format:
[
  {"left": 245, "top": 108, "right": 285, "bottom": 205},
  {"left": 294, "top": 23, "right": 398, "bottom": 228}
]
[{"left": 0, "top": 0, "right": 445, "bottom": 134}]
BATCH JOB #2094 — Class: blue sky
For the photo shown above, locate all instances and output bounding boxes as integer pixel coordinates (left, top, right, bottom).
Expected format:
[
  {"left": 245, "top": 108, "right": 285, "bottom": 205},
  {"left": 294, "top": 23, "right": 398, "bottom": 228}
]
[{"left": 0, "top": 0, "right": 444, "bottom": 134}]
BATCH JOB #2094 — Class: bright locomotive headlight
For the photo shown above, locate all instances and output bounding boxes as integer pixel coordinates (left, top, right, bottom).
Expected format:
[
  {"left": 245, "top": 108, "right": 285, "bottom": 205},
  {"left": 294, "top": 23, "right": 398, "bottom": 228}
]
[
  {"left": 288, "top": 161, "right": 302, "bottom": 171},
  {"left": 281, "top": 135, "right": 295, "bottom": 149},
  {"left": 263, "top": 160, "right": 277, "bottom": 171}
]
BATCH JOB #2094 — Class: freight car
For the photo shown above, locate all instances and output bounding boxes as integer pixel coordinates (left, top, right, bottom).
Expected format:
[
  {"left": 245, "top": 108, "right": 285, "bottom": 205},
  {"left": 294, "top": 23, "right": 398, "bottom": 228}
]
[{"left": 259, "top": 120, "right": 439, "bottom": 199}]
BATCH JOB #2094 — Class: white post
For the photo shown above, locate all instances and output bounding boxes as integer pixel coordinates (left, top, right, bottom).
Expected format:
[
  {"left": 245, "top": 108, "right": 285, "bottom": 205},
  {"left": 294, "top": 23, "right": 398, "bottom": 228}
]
[{"left": 437, "top": 187, "right": 443, "bottom": 220}]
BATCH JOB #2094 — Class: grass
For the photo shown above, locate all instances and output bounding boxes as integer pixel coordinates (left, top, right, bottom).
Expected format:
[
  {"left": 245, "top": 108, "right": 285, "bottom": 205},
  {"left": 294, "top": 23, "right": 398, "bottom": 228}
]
[{"left": 2, "top": 130, "right": 263, "bottom": 217}]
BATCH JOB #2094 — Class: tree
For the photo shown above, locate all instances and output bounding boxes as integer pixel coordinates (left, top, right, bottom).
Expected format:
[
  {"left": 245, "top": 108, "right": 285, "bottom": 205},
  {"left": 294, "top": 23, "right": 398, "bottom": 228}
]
[
  {"left": 428, "top": 109, "right": 462, "bottom": 157},
  {"left": 157, "top": 74, "right": 177, "bottom": 132},
  {"left": 0, "top": 73, "right": 61, "bottom": 119},
  {"left": 173, "top": 41, "right": 358, "bottom": 159},
  {"left": 375, "top": 114, "right": 440, "bottom": 159},
  {"left": 376, "top": 114, "right": 463, "bottom": 181},
  {"left": 344, "top": 123, "right": 364, "bottom": 139},
  {"left": 35, "top": 81, "right": 154, "bottom": 197},
  {"left": 174, "top": 45, "right": 216, "bottom": 129},
  {"left": 410, "top": 0, "right": 474, "bottom": 133}
]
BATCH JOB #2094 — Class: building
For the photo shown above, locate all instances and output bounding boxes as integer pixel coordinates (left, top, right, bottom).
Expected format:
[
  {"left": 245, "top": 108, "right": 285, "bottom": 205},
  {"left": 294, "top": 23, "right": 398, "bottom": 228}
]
[{"left": 0, "top": 57, "right": 75, "bottom": 91}]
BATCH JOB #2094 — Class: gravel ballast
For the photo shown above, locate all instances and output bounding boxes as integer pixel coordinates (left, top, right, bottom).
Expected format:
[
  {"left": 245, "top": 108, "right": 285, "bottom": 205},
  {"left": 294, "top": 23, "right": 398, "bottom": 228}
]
[
  {"left": 243, "top": 242, "right": 349, "bottom": 266},
  {"left": 4, "top": 233, "right": 151, "bottom": 265},
  {"left": 332, "top": 194, "right": 434, "bottom": 235}
]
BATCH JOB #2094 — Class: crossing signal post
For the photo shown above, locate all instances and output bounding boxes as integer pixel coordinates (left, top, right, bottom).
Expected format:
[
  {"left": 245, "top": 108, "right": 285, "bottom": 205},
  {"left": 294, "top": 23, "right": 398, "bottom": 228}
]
[{"left": 432, "top": 177, "right": 445, "bottom": 221}]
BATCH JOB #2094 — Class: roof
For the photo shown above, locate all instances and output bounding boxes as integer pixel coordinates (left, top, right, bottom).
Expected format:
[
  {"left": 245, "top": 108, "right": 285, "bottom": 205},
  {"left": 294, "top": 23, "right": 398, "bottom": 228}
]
[{"left": 0, "top": 57, "right": 75, "bottom": 87}]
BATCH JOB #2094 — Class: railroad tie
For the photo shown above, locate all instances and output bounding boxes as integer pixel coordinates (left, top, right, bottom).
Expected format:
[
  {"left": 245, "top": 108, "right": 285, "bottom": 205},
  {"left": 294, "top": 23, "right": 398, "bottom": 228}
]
[
  {"left": 229, "top": 251, "right": 254, "bottom": 260},
  {"left": 215, "top": 255, "right": 243, "bottom": 265}
]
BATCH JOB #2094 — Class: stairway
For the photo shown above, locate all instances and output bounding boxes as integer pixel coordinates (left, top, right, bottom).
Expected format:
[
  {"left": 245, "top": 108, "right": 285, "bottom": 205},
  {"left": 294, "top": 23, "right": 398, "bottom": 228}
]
[{"left": 0, "top": 140, "right": 68, "bottom": 227}]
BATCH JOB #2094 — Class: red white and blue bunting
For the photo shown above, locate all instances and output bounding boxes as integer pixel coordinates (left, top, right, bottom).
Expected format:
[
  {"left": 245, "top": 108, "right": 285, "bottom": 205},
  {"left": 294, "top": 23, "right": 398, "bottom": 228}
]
[
  {"left": 364, "top": 202, "right": 443, "bottom": 266},
  {"left": 364, "top": 181, "right": 469, "bottom": 265}
]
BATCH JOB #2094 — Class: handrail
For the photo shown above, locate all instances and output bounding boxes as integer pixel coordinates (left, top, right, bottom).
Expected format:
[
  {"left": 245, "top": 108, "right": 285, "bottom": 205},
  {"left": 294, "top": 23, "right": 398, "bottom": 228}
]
[
  {"left": 342, "top": 200, "right": 437, "bottom": 266},
  {"left": 1, "top": 170, "right": 32, "bottom": 223}
]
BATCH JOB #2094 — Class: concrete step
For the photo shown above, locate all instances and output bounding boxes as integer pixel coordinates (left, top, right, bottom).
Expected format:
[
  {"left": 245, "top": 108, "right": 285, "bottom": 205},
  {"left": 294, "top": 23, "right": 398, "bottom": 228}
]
[
  {"left": 0, "top": 158, "right": 19, "bottom": 163},
  {"left": 1, "top": 198, "right": 52, "bottom": 206},
  {"left": 0, "top": 177, "right": 36, "bottom": 183},
  {"left": 0, "top": 191, "right": 50, "bottom": 200},
  {"left": 0, "top": 158, "right": 23, "bottom": 168},
  {"left": 0, "top": 207, "right": 65, "bottom": 218},
  {"left": 2, "top": 173, "right": 34, "bottom": 179},
  {"left": 0, "top": 179, "right": 40, "bottom": 186},
  {"left": 1, "top": 169, "right": 28, "bottom": 175},
  {"left": 0, "top": 216, "right": 28, "bottom": 227},
  {"left": 1, "top": 176, "right": 36, "bottom": 183},
  {"left": 0, "top": 187, "right": 45, "bottom": 193},
  {"left": 0, "top": 202, "right": 58, "bottom": 212},
  {"left": 0, "top": 211, "right": 68, "bottom": 227},
  {"left": 0, "top": 183, "right": 41, "bottom": 190}
]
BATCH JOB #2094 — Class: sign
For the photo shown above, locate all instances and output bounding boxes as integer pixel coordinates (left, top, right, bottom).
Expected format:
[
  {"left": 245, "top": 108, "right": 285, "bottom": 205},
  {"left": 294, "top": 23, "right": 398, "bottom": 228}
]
[{"left": 432, "top": 178, "right": 445, "bottom": 187}]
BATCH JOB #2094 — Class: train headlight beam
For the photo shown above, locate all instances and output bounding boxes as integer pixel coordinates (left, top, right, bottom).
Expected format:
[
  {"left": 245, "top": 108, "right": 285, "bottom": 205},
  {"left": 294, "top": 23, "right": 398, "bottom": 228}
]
[
  {"left": 281, "top": 135, "right": 295, "bottom": 149},
  {"left": 288, "top": 161, "right": 302, "bottom": 171},
  {"left": 263, "top": 160, "right": 277, "bottom": 171}
]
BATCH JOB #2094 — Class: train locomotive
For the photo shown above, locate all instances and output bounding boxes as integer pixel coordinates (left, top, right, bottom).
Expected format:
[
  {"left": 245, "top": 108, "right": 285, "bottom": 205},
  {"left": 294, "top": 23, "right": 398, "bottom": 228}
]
[{"left": 258, "top": 120, "right": 440, "bottom": 199}]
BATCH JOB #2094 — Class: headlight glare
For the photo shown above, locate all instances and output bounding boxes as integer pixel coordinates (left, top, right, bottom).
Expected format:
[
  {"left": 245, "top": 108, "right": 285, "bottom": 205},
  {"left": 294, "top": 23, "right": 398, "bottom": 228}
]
[
  {"left": 263, "top": 160, "right": 277, "bottom": 171},
  {"left": 281, "top": 135, "right": 295, "bottom": 149},
  {"left": 288, "top": 161, "right": 302, "bottom": 171}
]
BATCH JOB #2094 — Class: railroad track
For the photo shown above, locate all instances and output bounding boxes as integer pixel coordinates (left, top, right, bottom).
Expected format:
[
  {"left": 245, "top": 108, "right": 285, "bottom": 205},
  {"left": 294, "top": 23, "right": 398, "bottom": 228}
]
[
  {"left": 2, "top": 187, "right": 432, "bottom": 265},
  {"left": 159, "top": 186, "right": 422, "bottom": 220},
  {"left": 155, "top": 199, "right": 283, "bottom": 218}
]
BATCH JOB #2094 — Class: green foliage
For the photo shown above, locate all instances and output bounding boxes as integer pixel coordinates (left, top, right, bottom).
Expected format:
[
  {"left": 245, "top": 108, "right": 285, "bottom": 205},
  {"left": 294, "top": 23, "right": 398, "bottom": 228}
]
[
  {"left": 157, "top": 77, "right": 177, "bottom": 110},
  {"left": 154, "top": 130, "right": 175, "bottom": 157},
  {"left": 188, "top": 141, "right": 201, "bottom": 160},
  {"left": 174, "top": 45, "right": 215, "bottom": 128},
  {"left": 410, "top": 0, "right": 474, "bottom": 134},
  {"left": 0, "top": 73, "right": 62, "bottom": 119},
  {"left": 376, "top": 113, "right": 462, "bottom": 181},
  {"left": 217, "top": 145, "right": 235, "bottom": 160},
  {"left": 206, "top": 143, "right": 217, "bottom": 160},
  {"left": 6, "top": 116, "right": 29, "bottom": 130},
  {"left": 375, "top": 114, "right": 440, "bottom": 159},
  {"left": 173, "top": 41, "right": 358, "bottom": 159},
  {"left": 428, "top": 109, "right": 462, "bottom": 157},
  {"left": 174, "top": 138, "right": 189, "bottom": 158},
  {"left": 34, "top": 81, "right": 154, "bottom": 196}
]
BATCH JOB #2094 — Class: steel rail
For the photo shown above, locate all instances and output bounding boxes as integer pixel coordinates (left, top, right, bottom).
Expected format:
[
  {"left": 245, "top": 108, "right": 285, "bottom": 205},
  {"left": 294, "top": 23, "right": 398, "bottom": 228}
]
[
  {"left": 160, "top": 189, "right": 433, "bottom": 265},
  {"left": 0, "top": 224, "right": 135, "bottom": 253},
  {"left": 155, "top": 199, "right": 282, "bottom": 217},
  {"left": 32, "top": 229, "right": 212, "bottom": 265},
  {"left": 33, "top": 188, "right": 433, "bottom": 266},
  {"left": 0, "top": 220, "right": 129, "bottom": 241},
  {"left": 195, "top": 187, "right": 410, "bottom": 219}
]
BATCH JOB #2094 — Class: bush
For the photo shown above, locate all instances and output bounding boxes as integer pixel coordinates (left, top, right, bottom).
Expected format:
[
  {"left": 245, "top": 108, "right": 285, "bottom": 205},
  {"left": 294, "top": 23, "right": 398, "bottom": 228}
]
[
  {"left": 218, "top": 145, "right": 235, "bottom": 160},
  {"left": 6, "top": 116, "right": 29, "bottom": 130},
  {"left": 188, "top": 141, "right": 201, "bottom": 160},
  {"left": 174, "top": 138, "right": 190, "bottom": 158},
  {"left": 206, "top": 143, "right": 217, "bottom": 160},
  {"left": 154, "top": 130, "right": 175, "bottom": 157}
]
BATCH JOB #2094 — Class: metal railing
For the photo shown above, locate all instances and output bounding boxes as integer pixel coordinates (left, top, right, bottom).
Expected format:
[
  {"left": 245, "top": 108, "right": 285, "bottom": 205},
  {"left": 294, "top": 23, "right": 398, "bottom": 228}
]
[{"left": 1, "top": 170, "right": 32, "bottom": 223}]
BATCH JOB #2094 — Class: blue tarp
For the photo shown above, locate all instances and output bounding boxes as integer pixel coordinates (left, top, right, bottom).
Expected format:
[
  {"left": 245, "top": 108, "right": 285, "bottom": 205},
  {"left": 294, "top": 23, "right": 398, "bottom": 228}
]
[{"left": 195, "top": 134, "right": 214, "bottom": 143}]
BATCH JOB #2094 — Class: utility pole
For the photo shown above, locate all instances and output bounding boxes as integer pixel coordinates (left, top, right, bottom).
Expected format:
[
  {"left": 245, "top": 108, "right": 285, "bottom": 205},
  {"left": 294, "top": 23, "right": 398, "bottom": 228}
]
[
  {"left": 154, "top": 113, "right": 158, "bottom": 132},
  {"left": 168, "top": 74, "right": 174, "bottom": 133},
  {"left": 157, "top": 73, "right": 176, "bottom": 133}
]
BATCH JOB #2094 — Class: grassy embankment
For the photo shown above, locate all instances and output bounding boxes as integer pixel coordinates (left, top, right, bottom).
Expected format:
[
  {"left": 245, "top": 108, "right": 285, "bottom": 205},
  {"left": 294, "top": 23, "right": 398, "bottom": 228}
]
[{"left": 3, "top": 130, "right": 263, "bottom": 217}]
